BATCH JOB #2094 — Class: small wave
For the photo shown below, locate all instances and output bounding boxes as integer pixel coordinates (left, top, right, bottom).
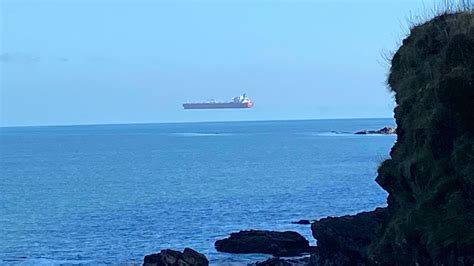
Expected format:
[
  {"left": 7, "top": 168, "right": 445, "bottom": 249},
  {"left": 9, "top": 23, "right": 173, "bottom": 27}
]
[
  {"left": 14, "top": 258, "right": 95, "bottom": 265},
  {"left": 306, "top": 132, "right": 396, "bottom": 137},
  {"left": 316, "top": 132, "right": 353, "bottom": 137},
  {"left": 171, "top": 132, "right": 234, "bottom": 137},
  {"left": 303, "top": 132, "right": 353, "bottom": 137}
]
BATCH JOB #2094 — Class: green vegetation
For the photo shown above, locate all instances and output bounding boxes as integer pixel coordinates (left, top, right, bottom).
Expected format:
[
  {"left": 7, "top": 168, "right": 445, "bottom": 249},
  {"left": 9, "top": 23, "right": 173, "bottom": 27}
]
[{"left": 369, "top": 7, "right": 474, "bottom": 264}]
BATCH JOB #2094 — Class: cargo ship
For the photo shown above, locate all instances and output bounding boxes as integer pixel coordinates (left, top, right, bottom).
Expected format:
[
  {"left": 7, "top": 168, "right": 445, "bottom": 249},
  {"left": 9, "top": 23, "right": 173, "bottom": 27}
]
[{"left": 183, "top": 94, "right": 254, "bottom": 109}]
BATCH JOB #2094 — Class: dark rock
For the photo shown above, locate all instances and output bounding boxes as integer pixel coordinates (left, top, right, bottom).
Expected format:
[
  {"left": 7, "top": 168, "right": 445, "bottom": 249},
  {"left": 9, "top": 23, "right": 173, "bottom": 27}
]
[
  {"left": 354, "top": 130, "right": 368, "bottom": 135},
  {"left": 215, "top": 230, "right": 312, "bottom": 257},
  {"left": 291, "top": 220, "right": 312, "bottom": 225},
  {"left": 251, "top": 256, "right": 310, "bottom": 266},
  {"left": 310, "top": 208, "right": 389, "bottom": 265},
  {"left": 354, "top": 127, "right": 396, "bottom": 135},
  {"left": 143, "top": 248, "right": 208, "bottom": 266}
]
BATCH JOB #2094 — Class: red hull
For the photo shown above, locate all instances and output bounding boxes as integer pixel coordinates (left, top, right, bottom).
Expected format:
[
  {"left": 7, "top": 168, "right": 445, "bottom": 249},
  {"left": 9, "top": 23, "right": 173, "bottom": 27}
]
[{"left": 183, "top": 102, "right": 254, "bottom": 109}]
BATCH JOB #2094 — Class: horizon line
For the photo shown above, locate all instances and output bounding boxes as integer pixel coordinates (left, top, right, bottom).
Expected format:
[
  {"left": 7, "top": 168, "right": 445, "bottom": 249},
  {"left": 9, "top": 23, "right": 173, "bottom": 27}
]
[{"left": 0, "top": 116, "right": 395, "bottom": 129}]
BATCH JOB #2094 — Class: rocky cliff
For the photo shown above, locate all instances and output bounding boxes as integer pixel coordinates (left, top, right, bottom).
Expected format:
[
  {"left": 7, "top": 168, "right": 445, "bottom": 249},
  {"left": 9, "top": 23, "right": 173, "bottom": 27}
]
[
  {"left": 309, "top": 10, "right": 474, "bottom": 266},
  {"left": 370, "top": 11, "right": 474, "bottom": 265}
]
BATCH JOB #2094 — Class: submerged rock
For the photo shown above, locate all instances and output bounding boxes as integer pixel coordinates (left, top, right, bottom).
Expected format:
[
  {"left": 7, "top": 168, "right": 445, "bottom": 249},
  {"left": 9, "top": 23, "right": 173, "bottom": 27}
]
[
  {"left": 291, "top": 220, "right": 312, "bottom": 225},
  {"left": 215, "top": 230, "right": 312, "bottom": 257},
  {"left": 251, "top": 256, "right": 310, "bottom": 266},
  {"left": 143, "top": 248, "right": 208, "bottom": 266},
  {"left": 310, "top": 208, "right": 389, "bottom": 265},
  {"left": 354, "top": 127, "right": 396, "bottom": 135}
]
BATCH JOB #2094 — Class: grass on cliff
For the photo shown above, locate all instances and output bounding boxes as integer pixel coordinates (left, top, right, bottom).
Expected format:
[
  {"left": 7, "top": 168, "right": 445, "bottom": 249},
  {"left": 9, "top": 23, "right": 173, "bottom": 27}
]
[
  {"left": 380, "top": 0, "right": 473, "bottom": 83},
  {"left": 369, "top": 2, "right": 474, "bottom": 264}
]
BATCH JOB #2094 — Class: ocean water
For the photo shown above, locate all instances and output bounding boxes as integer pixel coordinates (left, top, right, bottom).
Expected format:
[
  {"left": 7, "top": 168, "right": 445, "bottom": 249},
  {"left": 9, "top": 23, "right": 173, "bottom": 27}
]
[{"left": 0, "top": 119, "right": 396, "bottom": 265}]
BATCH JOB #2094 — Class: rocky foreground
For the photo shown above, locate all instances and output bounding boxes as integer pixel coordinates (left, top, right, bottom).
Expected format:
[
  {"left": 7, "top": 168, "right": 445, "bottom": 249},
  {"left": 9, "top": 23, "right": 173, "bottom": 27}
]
[{"left": 143, "top": 10, "right": 474, "bottom": 266}]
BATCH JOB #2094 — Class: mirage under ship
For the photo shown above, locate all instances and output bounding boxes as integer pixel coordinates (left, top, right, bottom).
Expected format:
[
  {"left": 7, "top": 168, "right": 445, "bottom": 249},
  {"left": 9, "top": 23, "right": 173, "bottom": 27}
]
[{"left": 183, "top": 94, "right": 254, "bottom": 109}]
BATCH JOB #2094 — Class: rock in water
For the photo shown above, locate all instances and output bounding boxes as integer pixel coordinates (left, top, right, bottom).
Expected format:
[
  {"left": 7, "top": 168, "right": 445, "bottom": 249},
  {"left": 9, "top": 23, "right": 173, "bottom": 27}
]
[
  {"left": 215, "top": 230, "right": 312, "bottom": 256},
  {"left": 291, "top": 220, "right": 312, "bottom": 225},
  {"left": 143, "top": 248, "right": 208, "bottom": 266},
  {"left": 310, "top": 208, "right": 389, "bottom": 265},
  {"left": 354, "top": 127, "right": 396, "bottom": 135}
]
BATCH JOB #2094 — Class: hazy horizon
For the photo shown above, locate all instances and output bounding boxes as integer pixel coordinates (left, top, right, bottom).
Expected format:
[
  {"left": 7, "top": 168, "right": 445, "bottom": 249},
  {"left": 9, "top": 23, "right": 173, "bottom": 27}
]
[
  {"left": 1, "top": 0, "right": 439, "bottom": 127},
  {"left": 0, "top": 116, "right": 396, "bottom": 128}
]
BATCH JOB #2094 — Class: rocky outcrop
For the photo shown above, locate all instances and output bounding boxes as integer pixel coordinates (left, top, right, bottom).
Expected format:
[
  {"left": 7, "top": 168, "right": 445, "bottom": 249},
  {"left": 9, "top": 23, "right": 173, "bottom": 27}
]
[
  {"left": 143, "top": 248, "right": 208, "bottom": 266},
  {"left": 354, "top": 127, "right": 396, "bottom": 135},
  {"left": 310, "top": 208, "right": 389, "bottom": 265},
  {"left": 215, "top": 230, "right": 312, "bottom": 257}
]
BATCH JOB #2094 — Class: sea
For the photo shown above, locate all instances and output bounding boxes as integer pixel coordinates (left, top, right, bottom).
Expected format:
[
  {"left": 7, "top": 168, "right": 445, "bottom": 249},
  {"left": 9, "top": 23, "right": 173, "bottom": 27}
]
[{"left": 0, "top": 118, "right": 396, "bottom": 265}]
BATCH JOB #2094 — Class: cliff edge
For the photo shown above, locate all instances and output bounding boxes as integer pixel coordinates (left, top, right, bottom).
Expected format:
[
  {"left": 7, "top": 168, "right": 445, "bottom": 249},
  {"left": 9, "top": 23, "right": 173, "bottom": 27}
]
[
  {"left": 308, "top": 10, "right": 474, "bottom": 266},
  {"left": 370, "top": 11, "right": 474, "bottom": 264}
]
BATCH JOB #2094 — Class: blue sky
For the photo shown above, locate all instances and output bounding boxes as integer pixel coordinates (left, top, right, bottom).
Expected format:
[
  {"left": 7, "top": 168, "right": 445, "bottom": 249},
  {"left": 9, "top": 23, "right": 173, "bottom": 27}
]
[{"left": 1, "top": 0, "right": 437, "bottom": 126}]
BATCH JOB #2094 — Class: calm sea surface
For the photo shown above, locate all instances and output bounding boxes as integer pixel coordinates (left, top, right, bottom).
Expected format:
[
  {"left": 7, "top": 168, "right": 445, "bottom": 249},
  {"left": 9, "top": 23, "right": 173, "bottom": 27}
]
[{"left": 0, "top": 119, "right": 396, "bottom": 265}]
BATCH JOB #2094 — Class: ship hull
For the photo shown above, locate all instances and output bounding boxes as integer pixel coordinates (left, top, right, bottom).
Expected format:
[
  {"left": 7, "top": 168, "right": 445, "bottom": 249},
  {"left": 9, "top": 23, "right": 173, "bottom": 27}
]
[{"left": 183, "top": 102, "right": 253, "bottom": 109}]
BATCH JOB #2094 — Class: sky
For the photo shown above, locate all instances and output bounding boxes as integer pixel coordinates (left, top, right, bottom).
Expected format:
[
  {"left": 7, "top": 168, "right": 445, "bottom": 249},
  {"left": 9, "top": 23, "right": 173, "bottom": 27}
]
[{"left": 1, "top": 0, "right": 440, "bottom": 126}]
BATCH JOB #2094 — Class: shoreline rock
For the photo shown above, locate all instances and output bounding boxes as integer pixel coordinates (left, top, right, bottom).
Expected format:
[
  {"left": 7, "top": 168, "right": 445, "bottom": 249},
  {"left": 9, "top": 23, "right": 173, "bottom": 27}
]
[
  {"left": 310, "top": 208, "right": 389, "bottom": 265},
  {"left": 215, "top": 230, "right": 313, "bottom": 257},
  {"left": 143, "top": 248, "right": 208, "bottom": 266}
]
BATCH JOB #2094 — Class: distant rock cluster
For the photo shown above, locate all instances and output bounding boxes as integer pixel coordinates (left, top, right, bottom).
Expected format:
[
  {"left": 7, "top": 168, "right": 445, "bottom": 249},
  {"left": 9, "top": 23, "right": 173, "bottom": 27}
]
[{"left": 354, "top": 126, "right": 396, "bottom": 135}]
